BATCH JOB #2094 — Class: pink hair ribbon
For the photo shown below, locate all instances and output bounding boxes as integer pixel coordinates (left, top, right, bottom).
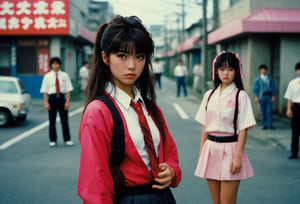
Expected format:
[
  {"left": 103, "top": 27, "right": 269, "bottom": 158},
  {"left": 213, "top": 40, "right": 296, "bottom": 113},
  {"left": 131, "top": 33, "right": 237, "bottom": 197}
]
[{"left": 212, "top": 50, "right": 225, "bottom": 80}]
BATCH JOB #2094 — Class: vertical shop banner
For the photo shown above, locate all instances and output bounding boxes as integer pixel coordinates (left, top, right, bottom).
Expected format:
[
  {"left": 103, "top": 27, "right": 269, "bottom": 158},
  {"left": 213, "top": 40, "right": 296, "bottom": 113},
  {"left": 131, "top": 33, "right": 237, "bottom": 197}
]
[
  {"left": 38, "top": 48, "right": 50, "bottom": 74},
  {"left": 0, "top": 0, "right": 69, "bottom": 35}
]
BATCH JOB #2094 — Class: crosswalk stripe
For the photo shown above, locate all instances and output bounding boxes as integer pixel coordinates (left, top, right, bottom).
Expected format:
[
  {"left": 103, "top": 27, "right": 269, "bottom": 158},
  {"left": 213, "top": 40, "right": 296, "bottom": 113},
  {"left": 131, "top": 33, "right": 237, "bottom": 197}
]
[
  {"left": 173, "top": 103, "right": 189, "bottom": 120},
  {"left": 0, "top": 106, "right": 84, "bottom": 151}
]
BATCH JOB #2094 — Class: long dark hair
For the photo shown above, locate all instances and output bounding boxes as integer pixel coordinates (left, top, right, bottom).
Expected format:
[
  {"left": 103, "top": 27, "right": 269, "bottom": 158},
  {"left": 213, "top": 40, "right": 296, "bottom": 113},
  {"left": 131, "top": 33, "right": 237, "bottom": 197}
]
[
  {"left": 86, "top": 15, "right": 166, "bottom": 141},
  {"left": 86, "top": 15, "right": 154, "bottom": 101},
  {"left": 85, "top": 15, "right": 167, "bottom": 198},
  {"left": 212, "top": 51, "right": 244, "bottom": 90}
]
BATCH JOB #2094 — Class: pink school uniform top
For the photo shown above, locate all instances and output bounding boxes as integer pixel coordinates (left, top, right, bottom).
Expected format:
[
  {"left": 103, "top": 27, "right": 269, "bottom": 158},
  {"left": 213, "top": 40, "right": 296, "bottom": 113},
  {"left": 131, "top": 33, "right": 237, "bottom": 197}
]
[{"left": 194, "top": 83, "right": 256, "bottom": 180}]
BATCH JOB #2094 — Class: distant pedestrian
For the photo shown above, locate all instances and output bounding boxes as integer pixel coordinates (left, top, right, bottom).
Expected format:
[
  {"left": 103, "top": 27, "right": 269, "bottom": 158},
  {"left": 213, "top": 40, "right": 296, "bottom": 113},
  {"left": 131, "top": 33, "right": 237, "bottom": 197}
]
[
  {"left": 252, "top": 64, "right": 276, "bottom": 129},
  {"left": 284, "top": 62, "right": 300, "bottom": 159},
  {"left": 194, "top": 51, "right": 256, "bottom": 204},
  {"left": 79, "top": 61, "right": 89, "bottom": 92},
  {"left": 174, "top": 60, "right": 188, "bottom": 97},
  {"left": 40, "top": 57, "right": 74, "bottom": 147},
  {"left": 193, "top": 60, "right": 204, "bottom": 92},
  {"left": 152, "top": 58, "right": 164, "bottom": 90}
]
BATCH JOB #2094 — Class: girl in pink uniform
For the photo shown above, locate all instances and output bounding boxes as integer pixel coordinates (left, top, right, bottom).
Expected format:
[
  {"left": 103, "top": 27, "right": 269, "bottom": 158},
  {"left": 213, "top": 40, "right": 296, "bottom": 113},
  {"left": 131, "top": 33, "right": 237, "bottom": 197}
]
[
  {"left": 194, "top": 51, "right": 256, "bottom": 204},
  {"left": 78, "top": 16, "right": 181, "bottom": 204}
]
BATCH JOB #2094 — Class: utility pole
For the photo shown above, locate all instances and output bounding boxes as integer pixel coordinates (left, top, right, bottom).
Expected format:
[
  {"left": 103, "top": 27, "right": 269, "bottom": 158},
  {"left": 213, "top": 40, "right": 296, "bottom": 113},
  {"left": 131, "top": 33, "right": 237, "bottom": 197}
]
[
  {"left": 181, "top": 0, "right": 185, "bottom": 42},
  {"left": 176, "top": 0, "right": 186, "bottom": 44},
  {"left": 213, "top": 0, "right": 219, "bottom": 29},
  {"left": 164, "top": 16, "right": 169, "bottom": 54},
  {"left": 176, "top": 16, "right": 181, "bottom": 45},
  {"left": 201, "top": 0, "right": 208, "bottom": 89},
  {"left": 164, "top": 15, "right": 170, "bottom": 74}
]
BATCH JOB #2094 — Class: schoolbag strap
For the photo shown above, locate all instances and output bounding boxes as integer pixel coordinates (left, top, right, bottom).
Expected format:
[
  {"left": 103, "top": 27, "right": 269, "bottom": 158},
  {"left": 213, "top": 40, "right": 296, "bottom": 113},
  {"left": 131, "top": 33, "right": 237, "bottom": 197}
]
[
  {"left": 205, "top": 88, "right": 217, "bottom": 111},
  {"left": 233, "top": 89, "right": 241, "bottom": 136},
  {"left": 96, "top": 94, "right": 125, "bottom": 166}
]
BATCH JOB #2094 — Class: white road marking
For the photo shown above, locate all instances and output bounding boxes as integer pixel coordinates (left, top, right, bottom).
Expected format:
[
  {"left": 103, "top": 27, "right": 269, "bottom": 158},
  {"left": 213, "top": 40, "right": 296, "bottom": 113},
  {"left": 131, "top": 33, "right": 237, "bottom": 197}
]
[
  {"left": 0, "top": 106, "right": 84, "bottom": 151},
  {"left": 173, "top": 103, "right": 189, "bottom": 120}
]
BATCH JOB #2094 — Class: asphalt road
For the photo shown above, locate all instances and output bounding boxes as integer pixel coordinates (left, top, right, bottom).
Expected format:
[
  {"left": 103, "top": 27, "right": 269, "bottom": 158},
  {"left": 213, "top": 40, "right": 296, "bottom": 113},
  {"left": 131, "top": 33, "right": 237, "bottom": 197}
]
[{"left": 0, "top": 77, "right": 299, "bottom": 204}]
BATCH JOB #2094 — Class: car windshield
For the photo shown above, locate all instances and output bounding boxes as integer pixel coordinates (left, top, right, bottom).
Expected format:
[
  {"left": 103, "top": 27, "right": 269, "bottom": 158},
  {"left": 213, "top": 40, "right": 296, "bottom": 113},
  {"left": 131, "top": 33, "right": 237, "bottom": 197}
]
[{"left": 0, "top": 81, "right": 18, "bottom": 93}]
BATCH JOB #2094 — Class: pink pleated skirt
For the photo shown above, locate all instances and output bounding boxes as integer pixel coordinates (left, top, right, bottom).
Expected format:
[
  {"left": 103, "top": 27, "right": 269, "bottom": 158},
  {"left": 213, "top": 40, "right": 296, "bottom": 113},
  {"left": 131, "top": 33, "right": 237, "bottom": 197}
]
[{"left": 194, "top": 140, "right": 254, "bottom": 180}]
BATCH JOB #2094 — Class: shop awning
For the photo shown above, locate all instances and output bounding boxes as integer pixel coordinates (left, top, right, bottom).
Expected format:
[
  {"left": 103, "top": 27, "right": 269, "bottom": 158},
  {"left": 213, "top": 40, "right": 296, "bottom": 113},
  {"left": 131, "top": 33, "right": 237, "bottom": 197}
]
[
  {"left": 79, "top": 24, "right": 95, "bottom": 43},
  {"left": 162, "top": 49, "right": 176, "bottom": 57},
  {"left": 177, "top": 36, "right": 200, "bottom": 52},
  {"left": 208, "top": 8, "right": 300, "bottom": 44}
]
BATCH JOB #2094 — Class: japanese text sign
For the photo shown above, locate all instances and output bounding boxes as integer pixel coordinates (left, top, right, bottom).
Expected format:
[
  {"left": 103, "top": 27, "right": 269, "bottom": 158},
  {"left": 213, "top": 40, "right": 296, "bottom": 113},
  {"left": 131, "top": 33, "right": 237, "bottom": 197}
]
[
  {"left": 0, "top": 0, "right": 69, "bottom": 35},
  {"left": 38, "top": 47, "right": 50, "bottom": 74}
]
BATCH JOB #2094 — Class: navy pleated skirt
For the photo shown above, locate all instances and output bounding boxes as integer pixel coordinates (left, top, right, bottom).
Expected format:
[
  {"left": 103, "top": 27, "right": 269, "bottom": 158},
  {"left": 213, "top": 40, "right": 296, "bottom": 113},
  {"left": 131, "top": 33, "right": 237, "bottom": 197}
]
[{"left": 117, "top": 185, "right": 176, "bottom": 204}]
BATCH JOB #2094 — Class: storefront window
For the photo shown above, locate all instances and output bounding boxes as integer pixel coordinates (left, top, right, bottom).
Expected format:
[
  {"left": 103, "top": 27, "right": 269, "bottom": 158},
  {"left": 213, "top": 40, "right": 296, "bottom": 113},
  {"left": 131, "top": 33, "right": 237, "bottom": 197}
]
[
  {"left": 0, "top": 48, "right": 10, "bottom": 67},
  {"left": 0, "top": 47, "right": 11, "bottom": 75},
  {"left": 16, "top": 39, "right": 49, "bottom": 74}
]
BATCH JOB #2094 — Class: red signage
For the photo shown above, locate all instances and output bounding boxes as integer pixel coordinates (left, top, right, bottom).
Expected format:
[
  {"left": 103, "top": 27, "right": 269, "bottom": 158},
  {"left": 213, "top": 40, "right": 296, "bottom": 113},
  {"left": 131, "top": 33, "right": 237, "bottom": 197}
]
[
  {"left": 38, "top": 48, "right": 50, "bottom": 74},
  {"left": 0, "top": 0, "right": 69, "bottom": 35}
]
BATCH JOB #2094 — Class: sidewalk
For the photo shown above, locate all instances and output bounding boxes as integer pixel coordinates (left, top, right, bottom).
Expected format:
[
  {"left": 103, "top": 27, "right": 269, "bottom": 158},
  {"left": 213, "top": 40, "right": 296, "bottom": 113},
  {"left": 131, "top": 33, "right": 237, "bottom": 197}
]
[{"left": 250, "top": 116, "right": 291, "bottom": 151}]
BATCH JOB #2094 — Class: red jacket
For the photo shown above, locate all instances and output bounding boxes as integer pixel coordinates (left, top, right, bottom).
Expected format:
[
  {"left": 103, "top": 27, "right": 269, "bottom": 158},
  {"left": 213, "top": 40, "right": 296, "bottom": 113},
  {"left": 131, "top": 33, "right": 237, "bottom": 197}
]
[{"left": 78, "top": 98, "right": 181, "bottom": 204}]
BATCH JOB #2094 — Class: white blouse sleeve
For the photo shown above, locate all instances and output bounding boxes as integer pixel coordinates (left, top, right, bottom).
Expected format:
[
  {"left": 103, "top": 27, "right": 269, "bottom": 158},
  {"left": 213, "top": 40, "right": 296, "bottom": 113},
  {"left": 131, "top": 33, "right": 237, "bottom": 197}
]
[
  {"left": 284, "top": 81, "right": 293, "bottom": 100},
  {"left": 64, "top": 73, "right": 74, "bottom": 92},
  {"left": 238, "top": 90, "right": 256, "bottom": 131}
]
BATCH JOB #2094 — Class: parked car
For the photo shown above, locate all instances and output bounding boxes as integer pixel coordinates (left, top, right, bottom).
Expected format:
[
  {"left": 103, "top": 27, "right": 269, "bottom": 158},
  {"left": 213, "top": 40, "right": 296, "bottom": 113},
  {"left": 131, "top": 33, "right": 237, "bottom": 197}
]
[{"left": 0, "top": 76, "right": 32, "bottom": 126}]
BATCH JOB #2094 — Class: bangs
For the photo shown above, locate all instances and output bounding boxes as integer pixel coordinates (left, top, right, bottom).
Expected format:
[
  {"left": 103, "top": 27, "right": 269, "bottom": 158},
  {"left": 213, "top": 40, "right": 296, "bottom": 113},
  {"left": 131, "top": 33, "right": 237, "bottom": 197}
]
[
  {"left": 109, "top": 29, "right": 153, "bottom": 56},
  {"left": 215, "top": 53, "right": 239, "bottom": 70},
  {"left": 111, "top": 41, "right": 148, "bottom": 55}
]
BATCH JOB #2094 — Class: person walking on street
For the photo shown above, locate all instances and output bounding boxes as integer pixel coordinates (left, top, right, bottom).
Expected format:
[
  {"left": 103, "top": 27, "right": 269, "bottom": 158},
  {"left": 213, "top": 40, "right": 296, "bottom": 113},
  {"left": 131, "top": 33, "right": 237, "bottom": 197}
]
[
  {"left": 193, "top": 60, "right": 204, "bottom": 92},
  {"left": 284, "top": 62, "right": 300, "bottom": 159},
  {"left": 152, "top": 58, "right": 164, "bottom": 90},
  {"left": 194, "top": 51, "right": 256, "bottom": 204},
  {"left": 174, "top": 60, "right": 188, "bottom": 97},
  {"left": 77, "top": 15, "right": 181, "bottom": 204},
  {"left": 40, "top": 57, "right": 74, "bottom": 147},
  {"left": 79, "top": 61, "right": 90, "bottom": 93},
  {"left": 253, "top": 64, "right": 276, "bottom": 129}
]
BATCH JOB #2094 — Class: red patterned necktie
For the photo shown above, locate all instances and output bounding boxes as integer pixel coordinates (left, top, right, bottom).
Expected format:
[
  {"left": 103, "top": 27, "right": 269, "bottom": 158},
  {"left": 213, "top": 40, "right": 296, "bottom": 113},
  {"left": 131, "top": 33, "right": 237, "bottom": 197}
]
[
  {"left": 55, "top": 73, "right": 60, "bottom": 94},
  {"left": 130, "top": 100, "right": 159, "bottom": 178}
]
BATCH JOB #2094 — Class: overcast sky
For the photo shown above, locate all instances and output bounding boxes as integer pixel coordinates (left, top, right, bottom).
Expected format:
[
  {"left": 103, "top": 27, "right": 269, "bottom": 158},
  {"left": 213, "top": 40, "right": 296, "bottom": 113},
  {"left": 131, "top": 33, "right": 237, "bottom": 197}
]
[{"left": 106, "top": 0, "right": 212, "bottom": 29}]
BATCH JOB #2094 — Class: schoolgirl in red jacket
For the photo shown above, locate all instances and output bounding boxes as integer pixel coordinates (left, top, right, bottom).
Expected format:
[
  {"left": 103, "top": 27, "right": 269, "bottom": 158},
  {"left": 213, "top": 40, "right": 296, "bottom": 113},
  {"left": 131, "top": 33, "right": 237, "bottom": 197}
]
[{"left": 77, "top": 15, "right": 181, "bottom": 204}]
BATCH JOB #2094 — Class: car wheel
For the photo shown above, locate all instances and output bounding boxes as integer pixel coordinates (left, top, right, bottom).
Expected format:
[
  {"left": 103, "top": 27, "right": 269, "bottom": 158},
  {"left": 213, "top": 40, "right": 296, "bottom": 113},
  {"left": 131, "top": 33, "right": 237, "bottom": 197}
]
[{"left": 0, "top": 110, "right": 10, "bottom": 126}]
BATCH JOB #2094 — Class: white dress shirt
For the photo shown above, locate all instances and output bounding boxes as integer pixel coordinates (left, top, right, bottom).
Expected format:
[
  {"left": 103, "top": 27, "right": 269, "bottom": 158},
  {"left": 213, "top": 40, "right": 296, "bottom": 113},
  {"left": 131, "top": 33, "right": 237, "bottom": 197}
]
[
  {"left": 152, "top": 62, "right": 163, "bottom": 74},
  {"left": 174, "top": 65, "right": 188, "bottom": 77},
  {"left": 105, "top": 82, "right": 160, "bottom": 170},
  {"left": 284, "top": 77, "right": 300, "bottom": 103},
  {"left": 40, "top": 70, "right": 73, "bottom": 94}
]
